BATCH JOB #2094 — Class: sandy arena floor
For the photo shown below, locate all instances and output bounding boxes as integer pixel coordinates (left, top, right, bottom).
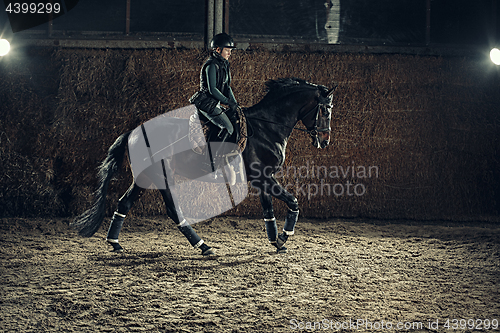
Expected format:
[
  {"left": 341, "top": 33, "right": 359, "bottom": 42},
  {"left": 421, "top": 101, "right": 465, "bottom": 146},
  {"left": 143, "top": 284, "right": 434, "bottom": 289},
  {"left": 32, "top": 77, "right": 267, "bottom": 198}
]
[{"left": 0, "top": 216, "right": 499, "bottom": 332}]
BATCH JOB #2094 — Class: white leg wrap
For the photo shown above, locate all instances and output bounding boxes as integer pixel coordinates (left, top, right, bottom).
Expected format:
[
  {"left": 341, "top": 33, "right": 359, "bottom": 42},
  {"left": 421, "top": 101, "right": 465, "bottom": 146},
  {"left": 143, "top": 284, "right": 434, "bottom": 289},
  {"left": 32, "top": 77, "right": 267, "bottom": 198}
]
[
  {"left": 193, "top": 239, "right": 204, "bottom": 249},
  {"left": 178, "top": 219, "right": 189, "bottom": 227}
]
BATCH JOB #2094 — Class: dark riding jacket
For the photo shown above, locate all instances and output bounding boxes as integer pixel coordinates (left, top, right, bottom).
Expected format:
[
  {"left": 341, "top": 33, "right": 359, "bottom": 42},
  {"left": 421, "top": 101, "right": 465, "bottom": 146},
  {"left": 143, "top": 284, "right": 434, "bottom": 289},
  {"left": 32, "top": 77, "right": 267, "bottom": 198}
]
[{"left": 189, "top": 51, "right": 237, "bottom": 115}]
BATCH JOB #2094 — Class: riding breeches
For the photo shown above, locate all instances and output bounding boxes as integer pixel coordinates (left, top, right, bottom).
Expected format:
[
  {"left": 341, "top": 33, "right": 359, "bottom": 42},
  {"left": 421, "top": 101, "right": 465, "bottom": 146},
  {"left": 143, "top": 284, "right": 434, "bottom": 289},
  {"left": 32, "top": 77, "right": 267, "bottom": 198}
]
[{"left": 198, "top": 106, "right": 234, "bottom": 136}]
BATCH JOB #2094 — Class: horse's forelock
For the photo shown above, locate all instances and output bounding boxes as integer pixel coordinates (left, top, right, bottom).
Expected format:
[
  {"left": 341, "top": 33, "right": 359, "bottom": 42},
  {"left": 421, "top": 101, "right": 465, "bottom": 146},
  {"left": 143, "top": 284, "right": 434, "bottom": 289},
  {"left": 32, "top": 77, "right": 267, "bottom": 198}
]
[{"left": 317, "top": 85, "right": 332, "bottom": 105}]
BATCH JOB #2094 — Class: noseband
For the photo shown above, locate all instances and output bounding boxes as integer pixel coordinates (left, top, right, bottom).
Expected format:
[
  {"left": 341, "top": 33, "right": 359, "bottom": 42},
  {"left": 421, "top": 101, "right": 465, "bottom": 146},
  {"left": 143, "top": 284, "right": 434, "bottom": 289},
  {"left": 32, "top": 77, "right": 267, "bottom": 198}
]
[{"left": 298, "top": 103, "right": 331, "bottom": 138}]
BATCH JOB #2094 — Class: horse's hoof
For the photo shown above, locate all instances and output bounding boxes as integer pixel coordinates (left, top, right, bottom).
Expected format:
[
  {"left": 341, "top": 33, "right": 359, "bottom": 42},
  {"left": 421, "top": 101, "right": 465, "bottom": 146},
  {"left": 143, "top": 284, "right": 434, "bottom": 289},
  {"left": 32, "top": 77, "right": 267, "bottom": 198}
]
[
  {"left": 108, "top": 242, "right": 124, "bottom": 253},
  {"left": 276, "top": 246, "right": 288, "bottom": 254},
  {"left": 276, "top": 233, "right": 288, "bottom": 249},
  {"left": 202, "top": 247, "right": 216, "bottom": 256}
]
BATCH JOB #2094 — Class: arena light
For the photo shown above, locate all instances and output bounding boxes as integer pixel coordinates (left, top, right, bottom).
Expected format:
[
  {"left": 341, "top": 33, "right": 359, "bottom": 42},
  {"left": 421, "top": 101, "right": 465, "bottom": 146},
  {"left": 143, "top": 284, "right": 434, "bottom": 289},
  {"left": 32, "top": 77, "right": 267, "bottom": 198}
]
[
  {"left": 491, "top": 48, "right": 500, "bottom": 65},
  {"left": 0, "top": 39, "right": 10, "bottom": 56}
]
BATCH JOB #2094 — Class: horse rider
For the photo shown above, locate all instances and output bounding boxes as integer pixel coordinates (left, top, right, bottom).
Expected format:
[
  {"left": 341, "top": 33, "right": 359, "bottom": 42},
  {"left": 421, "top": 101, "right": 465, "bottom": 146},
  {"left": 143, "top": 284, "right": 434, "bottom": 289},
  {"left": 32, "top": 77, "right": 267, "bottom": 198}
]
[{"left": 189, "top": 32, "right": 239, "bottom": 147}]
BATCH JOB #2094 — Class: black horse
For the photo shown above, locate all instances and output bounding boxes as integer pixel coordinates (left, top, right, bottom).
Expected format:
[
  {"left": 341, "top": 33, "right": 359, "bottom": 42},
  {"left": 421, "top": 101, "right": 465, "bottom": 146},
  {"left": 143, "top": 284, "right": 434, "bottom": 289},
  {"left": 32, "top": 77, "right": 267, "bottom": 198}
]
[{"left": 72, "top": 78, "right": 335, "bottom": 255}]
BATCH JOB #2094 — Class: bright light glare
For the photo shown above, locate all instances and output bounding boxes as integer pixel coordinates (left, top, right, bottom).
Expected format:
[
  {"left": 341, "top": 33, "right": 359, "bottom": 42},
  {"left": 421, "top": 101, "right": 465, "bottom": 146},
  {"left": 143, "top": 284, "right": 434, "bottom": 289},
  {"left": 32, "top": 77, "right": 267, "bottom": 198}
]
[
  {"left": 0, "top": 39, "right": 10, "bottom": 56},
  {"left": 491, "top": 48, "right": 500, "bottom": 66}
]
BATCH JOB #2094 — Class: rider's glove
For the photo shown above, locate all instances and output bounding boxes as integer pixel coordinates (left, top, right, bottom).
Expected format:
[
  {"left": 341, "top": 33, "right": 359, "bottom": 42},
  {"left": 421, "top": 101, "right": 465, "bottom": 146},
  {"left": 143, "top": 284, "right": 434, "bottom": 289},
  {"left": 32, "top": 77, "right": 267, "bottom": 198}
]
[{"left": 228, "top": 100, "right": 238, "bottom": 112}]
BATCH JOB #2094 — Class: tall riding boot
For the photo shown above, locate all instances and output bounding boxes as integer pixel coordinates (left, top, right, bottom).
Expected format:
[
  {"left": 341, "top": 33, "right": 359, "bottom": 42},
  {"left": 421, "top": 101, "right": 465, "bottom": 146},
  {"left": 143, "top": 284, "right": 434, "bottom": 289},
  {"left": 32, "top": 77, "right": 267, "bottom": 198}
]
[
  {"left": 106, "top": 211, "right": 126, "bottom": 252},
  {"left": 206, "top": 130, "right": 228, "bottom": 175},
  {"left": 209, "top": 131, "right": 236, "bottom": 184},
  {"left": 231, "top": 111, "right": 240, "bottom": 143},
  {"left": 214, "top": 130, "right": 230, "bottom": 157}
]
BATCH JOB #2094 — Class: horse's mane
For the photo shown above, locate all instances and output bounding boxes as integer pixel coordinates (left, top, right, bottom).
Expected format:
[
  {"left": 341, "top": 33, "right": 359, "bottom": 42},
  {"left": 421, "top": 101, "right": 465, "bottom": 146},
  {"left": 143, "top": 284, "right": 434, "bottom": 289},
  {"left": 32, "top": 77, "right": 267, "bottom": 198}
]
[
  {"left": 264, "top": 77, "right": 315, "bottom": 94},
  {"left": 256, "top": 78, "right": 330, "bottom": 107}
]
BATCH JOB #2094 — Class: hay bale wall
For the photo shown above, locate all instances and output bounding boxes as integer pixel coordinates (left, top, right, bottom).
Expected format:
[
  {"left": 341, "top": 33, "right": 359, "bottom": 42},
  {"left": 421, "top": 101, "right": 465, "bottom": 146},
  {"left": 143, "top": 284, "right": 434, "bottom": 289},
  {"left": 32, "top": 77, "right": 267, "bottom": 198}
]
[{"left": 0, "top": 47, "right": 498, "bottom": 221}]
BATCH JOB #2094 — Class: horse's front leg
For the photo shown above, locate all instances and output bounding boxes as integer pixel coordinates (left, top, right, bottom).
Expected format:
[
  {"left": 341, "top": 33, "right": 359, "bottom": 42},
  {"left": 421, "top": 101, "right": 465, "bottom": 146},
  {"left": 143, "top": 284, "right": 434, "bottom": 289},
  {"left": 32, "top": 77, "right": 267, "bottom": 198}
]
[
  {"left": 260, "top": 191, "right": 279, "bottom": 248},
  {"left": 259, "top": 176, "right": 300, "bottom": 252}
]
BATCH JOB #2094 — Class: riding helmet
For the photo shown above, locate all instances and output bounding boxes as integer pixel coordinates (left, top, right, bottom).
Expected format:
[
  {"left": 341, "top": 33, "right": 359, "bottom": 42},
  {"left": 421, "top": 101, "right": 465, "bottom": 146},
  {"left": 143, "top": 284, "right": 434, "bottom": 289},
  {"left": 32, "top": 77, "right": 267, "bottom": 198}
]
[{"left": 210, "top": 33, "right": 236, "bottom": 49}]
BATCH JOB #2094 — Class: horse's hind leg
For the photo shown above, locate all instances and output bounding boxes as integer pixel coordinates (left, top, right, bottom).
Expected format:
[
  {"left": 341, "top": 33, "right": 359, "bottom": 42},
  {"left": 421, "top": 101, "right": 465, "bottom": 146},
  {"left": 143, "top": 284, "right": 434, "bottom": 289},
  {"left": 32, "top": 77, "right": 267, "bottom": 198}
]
[
  {"left": 159, "top": 188, "right": 215, "bottom": 256},
  {"left": 106, "top": 182, "right": 143, "bottom": 252}
]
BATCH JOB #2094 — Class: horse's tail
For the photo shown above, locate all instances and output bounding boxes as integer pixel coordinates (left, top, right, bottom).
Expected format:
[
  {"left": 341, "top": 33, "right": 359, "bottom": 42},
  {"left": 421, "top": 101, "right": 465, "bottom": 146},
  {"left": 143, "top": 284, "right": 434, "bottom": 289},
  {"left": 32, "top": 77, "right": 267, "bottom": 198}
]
[{"left": 71, "top": 131, "right": 131, "bottom": 237}]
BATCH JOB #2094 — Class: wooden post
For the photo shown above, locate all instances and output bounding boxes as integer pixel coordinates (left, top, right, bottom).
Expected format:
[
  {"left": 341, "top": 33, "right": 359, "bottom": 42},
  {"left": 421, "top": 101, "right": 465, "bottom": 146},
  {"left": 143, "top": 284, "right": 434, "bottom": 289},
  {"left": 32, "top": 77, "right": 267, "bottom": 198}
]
[
  {"left": 492, "top": 0, "right": 497, "bottom": 44},
  {"left": 215, "top": 0, "right": 223, "bottom": 34},
  {"left": 426, "top": 0, "right": 431, "bottom": 45},
  {"left": 126, "top": 0, "right": 131, "bottom": 35},
  {"left": 207, "top": 0, "right": 215, "bottom": 47},
  {"left": 48, "top": 0, "right": 53, "bottom": 37},
  {"left": 224, "top": 0, "right": 230, "bottom": 34}
]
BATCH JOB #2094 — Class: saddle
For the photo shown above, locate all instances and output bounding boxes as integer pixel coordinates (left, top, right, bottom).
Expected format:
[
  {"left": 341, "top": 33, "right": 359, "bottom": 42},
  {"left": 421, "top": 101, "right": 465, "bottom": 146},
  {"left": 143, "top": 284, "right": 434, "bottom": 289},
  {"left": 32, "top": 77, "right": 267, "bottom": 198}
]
[{"left": 189, "top": 107, "right": 247, "bottom": 155}]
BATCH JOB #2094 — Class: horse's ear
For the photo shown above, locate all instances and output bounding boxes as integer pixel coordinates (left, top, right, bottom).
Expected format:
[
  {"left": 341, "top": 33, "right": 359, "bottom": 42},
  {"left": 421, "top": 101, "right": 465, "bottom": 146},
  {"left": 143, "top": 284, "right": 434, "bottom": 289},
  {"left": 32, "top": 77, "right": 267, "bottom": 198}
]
[{"left": 327, "top": 84, "right": 338, "bottom": 97}]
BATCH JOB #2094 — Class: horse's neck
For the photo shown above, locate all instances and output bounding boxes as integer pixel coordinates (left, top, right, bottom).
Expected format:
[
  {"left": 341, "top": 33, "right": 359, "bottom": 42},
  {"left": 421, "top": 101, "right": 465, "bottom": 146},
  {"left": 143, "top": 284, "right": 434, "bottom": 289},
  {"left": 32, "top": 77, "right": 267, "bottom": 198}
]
[
  {"left": 244, "top": 104, "right": 299, "bottom": 168},
  {"left": 246, "top": 104, "right": 299, "bottom": 140}
]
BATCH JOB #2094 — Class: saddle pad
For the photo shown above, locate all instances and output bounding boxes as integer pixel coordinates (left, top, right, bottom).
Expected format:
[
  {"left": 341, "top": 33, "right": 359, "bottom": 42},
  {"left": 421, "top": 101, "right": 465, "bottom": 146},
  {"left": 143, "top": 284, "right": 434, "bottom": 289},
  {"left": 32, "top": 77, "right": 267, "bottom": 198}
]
[{"left": 189, "top": 108, "right": 247, "bottom": 155}]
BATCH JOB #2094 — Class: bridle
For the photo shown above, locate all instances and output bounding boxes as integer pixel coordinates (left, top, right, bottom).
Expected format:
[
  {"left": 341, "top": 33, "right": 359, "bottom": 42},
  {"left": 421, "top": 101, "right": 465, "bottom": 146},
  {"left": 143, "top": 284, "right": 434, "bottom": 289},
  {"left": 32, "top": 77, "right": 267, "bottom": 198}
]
[{"left": 297, "top": 103, "right": 331, "bottom": 138}]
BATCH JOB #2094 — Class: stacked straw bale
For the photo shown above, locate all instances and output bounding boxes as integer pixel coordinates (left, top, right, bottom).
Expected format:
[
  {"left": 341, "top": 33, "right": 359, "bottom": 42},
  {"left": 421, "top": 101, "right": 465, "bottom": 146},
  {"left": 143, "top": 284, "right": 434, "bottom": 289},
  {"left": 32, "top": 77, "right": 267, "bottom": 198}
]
[{"left": 0, "top": 47, "right": 498, "bottom": 222}]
